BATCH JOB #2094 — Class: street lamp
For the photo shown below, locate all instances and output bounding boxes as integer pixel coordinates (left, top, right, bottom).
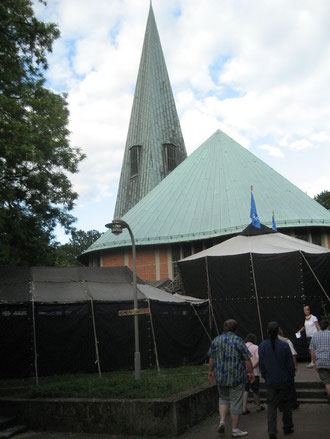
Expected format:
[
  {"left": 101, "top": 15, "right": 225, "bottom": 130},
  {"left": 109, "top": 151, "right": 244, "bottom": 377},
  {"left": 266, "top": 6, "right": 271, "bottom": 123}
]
[{"left": 105, "top": 218, "right": 141, "bottom": 380}]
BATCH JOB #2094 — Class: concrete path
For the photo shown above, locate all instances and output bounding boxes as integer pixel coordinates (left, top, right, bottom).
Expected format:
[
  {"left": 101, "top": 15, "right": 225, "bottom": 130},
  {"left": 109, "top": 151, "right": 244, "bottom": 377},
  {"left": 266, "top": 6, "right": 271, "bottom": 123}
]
[{"left": 15, "top": 404, "right": 329, "bottom": 439}]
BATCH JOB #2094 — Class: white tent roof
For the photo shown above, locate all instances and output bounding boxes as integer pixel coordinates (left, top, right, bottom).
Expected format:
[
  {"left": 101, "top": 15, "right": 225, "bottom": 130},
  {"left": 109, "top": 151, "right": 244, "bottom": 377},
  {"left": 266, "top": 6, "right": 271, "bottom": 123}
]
[{"left": 180, "top": 232, "right": 329, "bottom": 261}]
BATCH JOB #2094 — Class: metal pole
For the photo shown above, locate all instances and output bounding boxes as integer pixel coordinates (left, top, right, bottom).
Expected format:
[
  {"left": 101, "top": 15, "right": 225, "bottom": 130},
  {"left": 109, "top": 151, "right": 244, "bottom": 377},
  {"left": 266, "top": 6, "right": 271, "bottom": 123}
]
[{"left": 126, "top": 224, "right": 141, "bottom": 380}]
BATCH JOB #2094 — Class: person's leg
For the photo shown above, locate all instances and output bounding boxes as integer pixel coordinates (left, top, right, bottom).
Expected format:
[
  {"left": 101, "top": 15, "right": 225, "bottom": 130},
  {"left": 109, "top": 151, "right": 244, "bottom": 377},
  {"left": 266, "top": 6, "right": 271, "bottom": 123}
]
[
  {"left": 219, "top": 403, "right": 229, "bottom": 422},
  {"left": 217, "top": 386, "right": 229, "bottom": 434},
  {"left": 242, "top": 391, "right": 249, "bottom": 413},
  {"left": 280, "top": 386, "right": 294, "bottom": 434},
  {"left": 267, "top": 387, "right": 279, "bottom": 436},
  {"left": 229, "top": 383, "right": 248, "bottom": 436},
  {"left": 252, "top": 377, "right": 263, "bottom": 410}
]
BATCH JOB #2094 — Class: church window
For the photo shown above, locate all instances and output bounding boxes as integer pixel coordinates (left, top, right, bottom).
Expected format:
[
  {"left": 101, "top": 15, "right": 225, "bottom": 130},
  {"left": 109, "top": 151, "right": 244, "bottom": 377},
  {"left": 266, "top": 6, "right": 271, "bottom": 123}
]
[
  {"left": 130, "top": 145, "right": 141, "bottom": 176},
  {"left": 163, "top": 143, "right": 177, "bottom": 173}
]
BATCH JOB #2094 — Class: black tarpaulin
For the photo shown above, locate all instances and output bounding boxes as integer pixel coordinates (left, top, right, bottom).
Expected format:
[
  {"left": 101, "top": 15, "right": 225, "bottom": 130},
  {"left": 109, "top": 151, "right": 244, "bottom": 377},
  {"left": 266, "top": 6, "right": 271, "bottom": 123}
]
[
  {"left": 0, "top": 266, "right": 210, "bottom": 378},
  {"left": 178, "top": 231, "right": 330, "bottom": 357}
]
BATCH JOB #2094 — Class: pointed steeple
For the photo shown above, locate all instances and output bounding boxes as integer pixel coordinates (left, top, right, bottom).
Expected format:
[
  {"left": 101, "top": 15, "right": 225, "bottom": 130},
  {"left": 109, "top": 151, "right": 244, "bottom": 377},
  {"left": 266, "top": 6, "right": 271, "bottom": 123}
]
[{"left": 114, "top": 3, "right": 187, "bottom": 218}]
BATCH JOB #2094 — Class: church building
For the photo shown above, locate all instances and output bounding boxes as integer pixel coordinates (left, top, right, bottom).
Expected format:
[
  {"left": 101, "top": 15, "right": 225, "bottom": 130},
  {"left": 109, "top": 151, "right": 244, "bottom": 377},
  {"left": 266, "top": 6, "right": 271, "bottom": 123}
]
[{"left": 79, "top": 4, "right": 330, "bottom": 281}]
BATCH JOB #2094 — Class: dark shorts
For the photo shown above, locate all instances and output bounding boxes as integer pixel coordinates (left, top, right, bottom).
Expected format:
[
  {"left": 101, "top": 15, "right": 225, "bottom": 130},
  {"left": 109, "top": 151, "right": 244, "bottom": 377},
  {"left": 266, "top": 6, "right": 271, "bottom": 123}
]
[
  {"left": 318, "top": 368, "right": 330, "bottom": 385},
  {"left": 245, "top": 375, "right": 260, "bottom": 393}
]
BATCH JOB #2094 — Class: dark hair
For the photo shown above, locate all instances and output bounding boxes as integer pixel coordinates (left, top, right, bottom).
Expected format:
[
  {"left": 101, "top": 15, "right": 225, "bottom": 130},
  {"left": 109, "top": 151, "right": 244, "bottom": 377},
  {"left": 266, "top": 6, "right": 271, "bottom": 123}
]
[
  {"left": 223, "top": 319, "right": 237, "bottom": 332},
  {"left": 267, "top": 321, "right": 279, "bottom": 351},
  {"left": 245, "top": 333, "right": 257, "bottom": 344},
  {"left": 320, "top": 319, "right": 329, "bottom": 331}
]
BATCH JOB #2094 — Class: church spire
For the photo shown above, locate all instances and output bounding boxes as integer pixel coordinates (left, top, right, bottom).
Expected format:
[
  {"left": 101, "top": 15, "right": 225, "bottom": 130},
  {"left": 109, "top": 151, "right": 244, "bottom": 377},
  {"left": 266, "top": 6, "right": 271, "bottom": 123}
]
[{"left": 114, "top": 3, "right": 187, "bottom": 218}]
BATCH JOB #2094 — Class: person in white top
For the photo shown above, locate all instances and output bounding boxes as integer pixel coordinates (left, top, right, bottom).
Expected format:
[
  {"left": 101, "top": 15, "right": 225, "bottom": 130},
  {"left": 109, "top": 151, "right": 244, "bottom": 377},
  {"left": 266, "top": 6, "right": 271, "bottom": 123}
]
[
  {"left": 297, "top": 305, "right": 320, "bottom": 368},
  {"left": 242, "top": 334, "right": 264, "bottom": 414}
]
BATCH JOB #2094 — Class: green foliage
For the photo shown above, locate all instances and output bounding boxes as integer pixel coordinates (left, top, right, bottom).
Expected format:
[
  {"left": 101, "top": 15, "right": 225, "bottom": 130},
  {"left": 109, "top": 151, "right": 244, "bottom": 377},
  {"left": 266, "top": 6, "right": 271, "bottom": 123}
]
[
  {"left": 55, "top": 229, "right": 102, "bottom": 266},
  {"left": 0, "top": 0, "right": 86, "bottom": 265},
  {"left": 0, "top": 366, "right": 209, "bottom": 399},
  {"left": 314, "top": 190, "right": 330, "bottom": 210}
]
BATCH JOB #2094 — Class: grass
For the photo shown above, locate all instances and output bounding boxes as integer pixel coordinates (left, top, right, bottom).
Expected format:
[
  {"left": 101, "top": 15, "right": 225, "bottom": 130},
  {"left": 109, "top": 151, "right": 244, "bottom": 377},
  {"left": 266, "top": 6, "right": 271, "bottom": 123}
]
[{"left": 0, "top": 365, "right": 209, "bottom": 399}]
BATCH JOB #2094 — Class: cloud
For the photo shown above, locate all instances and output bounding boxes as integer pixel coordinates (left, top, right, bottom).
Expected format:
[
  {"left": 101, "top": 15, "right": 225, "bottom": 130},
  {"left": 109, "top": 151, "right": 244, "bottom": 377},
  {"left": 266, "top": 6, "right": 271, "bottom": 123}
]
[
  {"left": 259, "top": 145, "right": 285, "bottom": 158},
  {"left": 32, "top": 0, "right": 330, "bottom": 239}
]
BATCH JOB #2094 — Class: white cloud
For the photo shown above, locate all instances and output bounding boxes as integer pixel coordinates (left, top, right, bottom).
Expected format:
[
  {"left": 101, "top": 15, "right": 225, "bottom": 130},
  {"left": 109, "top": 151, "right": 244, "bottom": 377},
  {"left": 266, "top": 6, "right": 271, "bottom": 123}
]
[
  {"left": 32, "top": 0, "right": 330, "bottom": 240},
  {"left": 288, "top": 139, "right": 314, "bottom": 151},
  {"left": 259, "top": 145, "right": 285, "bottom": 158}
]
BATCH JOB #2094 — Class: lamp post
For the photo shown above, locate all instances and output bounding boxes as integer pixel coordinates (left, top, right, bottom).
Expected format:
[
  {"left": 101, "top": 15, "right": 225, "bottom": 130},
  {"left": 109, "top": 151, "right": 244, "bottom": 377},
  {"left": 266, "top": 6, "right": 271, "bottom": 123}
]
[{"left": 105, "top": 218, "right": 141, "bottom": 380}]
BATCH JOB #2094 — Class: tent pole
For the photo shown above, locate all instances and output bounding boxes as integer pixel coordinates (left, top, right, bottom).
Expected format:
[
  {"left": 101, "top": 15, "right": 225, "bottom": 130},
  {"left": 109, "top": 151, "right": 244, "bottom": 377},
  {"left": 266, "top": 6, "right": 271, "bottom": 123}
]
[
  {"left": 147, "top": 299, "right": 160, "bottom": 373},
  {"left": 190, "top": 303, "right": 212, "bottom": 341},
  {"left": 82, "top": 280, "right": 102, "bottom": 378},
  {"left": 89, "top": 297, "right": 102, "bottom": 377},
  {"left": 249, "top": 253, "right": 264, "bottom": 341},
  {"left": 205, "top": 256, "right": 219, "bottom": 335},
  {"left": 299, "top": 251, "right": 330, "bottom": 302},
  {"left": 30, "top": 281, "right": 39, "bottom": 385}
]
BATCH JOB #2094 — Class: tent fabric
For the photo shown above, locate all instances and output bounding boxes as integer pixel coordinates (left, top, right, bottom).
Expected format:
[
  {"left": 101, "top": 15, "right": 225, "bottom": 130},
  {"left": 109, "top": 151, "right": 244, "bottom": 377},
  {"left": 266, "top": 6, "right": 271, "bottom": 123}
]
[
  {"left": 0, "top": 266, "right": 210, "bottom": 378},
  {"left": 181, "top": 232, "right": 329, "bottom": 260},
  {"left": 239, "top": 223, "right": 275, "bottom": 236},
  {"left": 178, "top": 233, "right": 330, "bottom": 358}
]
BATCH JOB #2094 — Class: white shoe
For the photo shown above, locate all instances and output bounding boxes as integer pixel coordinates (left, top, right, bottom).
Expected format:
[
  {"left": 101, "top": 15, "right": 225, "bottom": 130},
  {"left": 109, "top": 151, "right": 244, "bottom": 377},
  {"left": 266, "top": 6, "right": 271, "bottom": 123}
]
[
  {"left": 232, "top": 429, "right": 248, "bottom": 437},
  {"left": 306, "top": 362, "right": 314, "bottom": 368}
]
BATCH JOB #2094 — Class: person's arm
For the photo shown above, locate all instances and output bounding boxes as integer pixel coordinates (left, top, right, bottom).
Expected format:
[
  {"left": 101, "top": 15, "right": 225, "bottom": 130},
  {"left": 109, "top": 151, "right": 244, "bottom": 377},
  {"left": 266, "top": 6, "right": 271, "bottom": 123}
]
[
  {"left": 315, "top": 321, "right": 320, "bottom": 331},
  {"left": 208, "top": 357, "right": 215, "bottom": 383},
  {"left": 298, "top": 325, "right": 305, "bottom": 333},
  {"left": 245, "top": 358, "right": 255, "bottom": 382},
  {"left": 293, "top": 355, "right": 298, "bottom": 372},
  {"left": 311, "top": 350, "right": 317, "bottom": 372}
]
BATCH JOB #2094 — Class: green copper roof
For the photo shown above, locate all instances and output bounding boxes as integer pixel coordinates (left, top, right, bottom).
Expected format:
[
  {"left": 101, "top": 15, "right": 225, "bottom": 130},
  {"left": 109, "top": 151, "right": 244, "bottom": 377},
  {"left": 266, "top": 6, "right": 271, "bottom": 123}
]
[
  {"left": 84, "top": 129, "right": 330, "bottom": 254},
  {"left": 114, "top": 3, "right": 187, "bottom": 218}
]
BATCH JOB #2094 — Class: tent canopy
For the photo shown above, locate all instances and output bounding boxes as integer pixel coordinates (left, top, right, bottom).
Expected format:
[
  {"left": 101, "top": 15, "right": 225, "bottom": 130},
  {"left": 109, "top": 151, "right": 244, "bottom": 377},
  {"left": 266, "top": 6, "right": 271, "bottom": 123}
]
[
  {"left": 0, "top": 266, "right": 207, "bottom": 304},
  {"left": 181, "top": 232, "right": 329, "bottom": 261}
]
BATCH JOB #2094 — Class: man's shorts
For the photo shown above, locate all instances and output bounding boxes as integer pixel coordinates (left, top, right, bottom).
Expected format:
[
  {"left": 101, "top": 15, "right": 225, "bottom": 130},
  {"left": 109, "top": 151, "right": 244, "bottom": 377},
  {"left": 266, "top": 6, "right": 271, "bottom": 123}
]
[
  {"left": 318, "top": 368, "right": 330, "bottom": 385},
  {"left": 217, "top": 383, "right": 244, "bottom": 414}
]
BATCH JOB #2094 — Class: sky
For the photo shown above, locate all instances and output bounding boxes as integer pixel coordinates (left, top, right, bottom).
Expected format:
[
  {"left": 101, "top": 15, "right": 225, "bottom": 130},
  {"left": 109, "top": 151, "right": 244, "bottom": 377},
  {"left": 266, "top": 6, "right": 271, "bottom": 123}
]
[{"left": 33, "top": 0, "right": 330, "bottom": 243}]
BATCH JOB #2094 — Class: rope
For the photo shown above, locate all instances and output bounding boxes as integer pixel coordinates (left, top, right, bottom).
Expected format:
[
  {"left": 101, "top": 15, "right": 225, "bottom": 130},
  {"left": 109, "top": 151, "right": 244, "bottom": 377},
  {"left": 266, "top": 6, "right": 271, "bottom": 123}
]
[
  {"left": 147, "top": 299, "right": 161, "bottom": 373},
  {"left": 249, "top": 253, "right": 264, "bottom": 340},
  {"left": 190, "top": 303, "right": 213, "bottom": 341},
  {"left": 299, "top": 251, "right": 330, "bottom": 302},
  {"left": 30, "top": 280, "right": 39, "bottom": 385},
  {"left": 205, "top": 256, "right": 219, "bottom": 335}
]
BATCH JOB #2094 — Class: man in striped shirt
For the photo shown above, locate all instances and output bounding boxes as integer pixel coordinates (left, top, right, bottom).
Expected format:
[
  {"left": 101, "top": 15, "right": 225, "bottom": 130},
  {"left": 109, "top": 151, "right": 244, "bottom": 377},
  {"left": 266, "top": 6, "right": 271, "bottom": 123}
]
[{"left": 309, "top": 319, "right": 330, "bottom": 404}]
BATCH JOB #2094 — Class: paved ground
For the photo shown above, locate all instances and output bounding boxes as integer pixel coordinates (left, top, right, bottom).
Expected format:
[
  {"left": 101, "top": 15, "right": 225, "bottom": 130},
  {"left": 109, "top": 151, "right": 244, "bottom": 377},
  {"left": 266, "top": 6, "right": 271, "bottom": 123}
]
[{"left": 12, "top": 363, "right": 330, "bottom": 439}]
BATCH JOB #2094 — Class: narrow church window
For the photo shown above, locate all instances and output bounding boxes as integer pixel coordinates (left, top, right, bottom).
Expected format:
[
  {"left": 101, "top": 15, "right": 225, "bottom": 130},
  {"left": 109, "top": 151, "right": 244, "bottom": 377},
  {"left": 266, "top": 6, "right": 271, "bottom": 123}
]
[
  {"left": 163, "top": 143, "right": 177, "bottom": 173},
  {"left": 130, "top": 145, "right": 141, "bottom": 176}
]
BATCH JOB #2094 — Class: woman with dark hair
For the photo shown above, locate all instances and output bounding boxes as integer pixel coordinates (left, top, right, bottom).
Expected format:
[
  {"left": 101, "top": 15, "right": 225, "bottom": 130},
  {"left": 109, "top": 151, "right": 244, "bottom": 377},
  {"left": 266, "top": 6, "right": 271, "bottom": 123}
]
[
  {"left": 242, "top": 333, "right": 264, "bottom": 414},
  {"left": 259, "top": 322, "right": 296, "bottom": 439}
]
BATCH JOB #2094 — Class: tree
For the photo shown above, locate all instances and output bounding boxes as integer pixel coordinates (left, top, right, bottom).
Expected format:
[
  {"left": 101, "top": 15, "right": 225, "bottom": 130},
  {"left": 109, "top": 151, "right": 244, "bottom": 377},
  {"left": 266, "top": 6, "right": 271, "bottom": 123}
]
[
  {"left": 314, "top": 190, "right": 330, "bottom": 210},
  {"left": 55, "top": 229, "right": 102, "bottom": 266},
  {"left": 0, "top": 0, "right": 85, "bottom": 265}
]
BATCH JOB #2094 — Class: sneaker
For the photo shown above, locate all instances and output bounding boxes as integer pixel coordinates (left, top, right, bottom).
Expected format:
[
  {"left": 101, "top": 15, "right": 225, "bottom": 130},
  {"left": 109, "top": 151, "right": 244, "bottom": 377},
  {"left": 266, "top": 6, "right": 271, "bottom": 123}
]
[
  {"left": 217, "top": 422, "right": 225, "bottom": 434},
  {"left": 306, "top": 362, "right": 314, "bottom": 368},
  {"left": 232, "top": 429, "right": 248, "bottom": 437},
  {"left": 283, "top": 428, "right": 294, "bottom": 435},
  {"left": 269, "top": 434, "right": 277, "bottom": 439}
]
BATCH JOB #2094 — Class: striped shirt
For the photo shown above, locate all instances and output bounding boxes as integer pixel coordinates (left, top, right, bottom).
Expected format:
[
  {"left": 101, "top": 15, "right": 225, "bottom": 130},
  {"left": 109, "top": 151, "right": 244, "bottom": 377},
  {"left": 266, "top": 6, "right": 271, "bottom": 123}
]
[
  {"left": 309, "top": 330, "right": 330, "bottom": 369},
  {"left": 209, "top": 332, "right": 251, "bottom": 387}
]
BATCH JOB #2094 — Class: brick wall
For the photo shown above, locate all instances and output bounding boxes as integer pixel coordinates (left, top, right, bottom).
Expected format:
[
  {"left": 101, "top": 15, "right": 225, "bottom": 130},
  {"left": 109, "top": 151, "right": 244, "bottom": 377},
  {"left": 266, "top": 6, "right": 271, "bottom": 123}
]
[{"left": 101, "top": 247, "right": 169, "bottom": 282}]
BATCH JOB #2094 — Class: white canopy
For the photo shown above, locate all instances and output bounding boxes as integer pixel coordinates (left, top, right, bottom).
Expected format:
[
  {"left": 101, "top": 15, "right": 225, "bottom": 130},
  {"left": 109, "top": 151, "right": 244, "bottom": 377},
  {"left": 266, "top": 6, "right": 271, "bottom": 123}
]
[{"left": 181, "top": 232, "right": 329, "bottom": 261}]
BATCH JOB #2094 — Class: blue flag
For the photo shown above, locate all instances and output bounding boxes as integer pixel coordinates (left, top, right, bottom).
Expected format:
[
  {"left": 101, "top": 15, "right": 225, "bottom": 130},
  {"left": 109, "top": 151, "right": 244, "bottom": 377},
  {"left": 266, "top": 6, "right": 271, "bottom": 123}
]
[
  {"left": 250, "top": 192, "right": 261, "bottom": 228},
  {"left": 272, "top": 213, "right": 278, "bottom": 232}
]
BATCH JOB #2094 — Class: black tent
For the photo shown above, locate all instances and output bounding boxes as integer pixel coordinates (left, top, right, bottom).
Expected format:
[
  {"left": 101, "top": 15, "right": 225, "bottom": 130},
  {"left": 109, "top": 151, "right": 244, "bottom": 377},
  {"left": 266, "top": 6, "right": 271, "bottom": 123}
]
[
  {"left": 0, "top": 266, "right": 210, "bottom": 378},
  {"left": 178, "top": 227, "right": 330, "bottom": 357}
]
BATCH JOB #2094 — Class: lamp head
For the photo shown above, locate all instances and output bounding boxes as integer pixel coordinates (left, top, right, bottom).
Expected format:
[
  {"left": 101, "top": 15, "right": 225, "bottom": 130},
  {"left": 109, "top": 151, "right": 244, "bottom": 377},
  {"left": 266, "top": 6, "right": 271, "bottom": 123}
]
[{"left": 105, "top": 218, "right": 123, "bottom": 235}]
